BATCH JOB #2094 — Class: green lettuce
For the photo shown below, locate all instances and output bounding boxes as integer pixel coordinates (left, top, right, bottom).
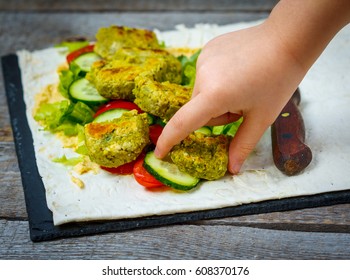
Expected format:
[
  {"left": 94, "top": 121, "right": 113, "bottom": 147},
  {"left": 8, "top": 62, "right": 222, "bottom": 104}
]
[
  {"left": 34, "top": 100, "right": 94, "bottom": 136},
  {"left": 58, "top": 62, "right": 86, "bottom": 99},
  {"left": 55, "top": 41, "right": 89, "bottom": 53},
  {"left": 178, "top": 50, "right": 201, "bottom": 86},
  {"left": 52, "top": 155, "right": 84, "bottom": 166},
  {"left": 212, "top": 117, "right": 243, "bottom": 137}
]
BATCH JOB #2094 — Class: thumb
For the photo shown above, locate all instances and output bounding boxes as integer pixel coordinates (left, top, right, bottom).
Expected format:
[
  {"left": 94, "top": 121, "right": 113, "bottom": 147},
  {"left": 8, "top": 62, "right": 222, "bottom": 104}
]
[{"left": 228, "top": 116, "right": 270, "bottom": 174}]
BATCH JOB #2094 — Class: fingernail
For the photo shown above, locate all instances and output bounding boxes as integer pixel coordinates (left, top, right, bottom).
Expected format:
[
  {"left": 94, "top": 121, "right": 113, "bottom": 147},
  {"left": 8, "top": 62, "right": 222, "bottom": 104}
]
[
  {"left": 154, "top": 147, "right": 162, "bottom": 158},
  {"left": 228, "top": 163, "right": 241, "bottom": 175}
]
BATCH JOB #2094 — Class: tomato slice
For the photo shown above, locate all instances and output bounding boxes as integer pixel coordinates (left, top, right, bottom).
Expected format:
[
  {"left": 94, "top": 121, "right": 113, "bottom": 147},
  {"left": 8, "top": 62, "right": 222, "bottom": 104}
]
[
  {"left": 101, "top": 161, "right": 135, "bottom": 175},
  {"left": 94, "top": 100, "right": 144, "bottom": 118},
  {"left": 133, "top": 157, "right": 164, "bottom": 188},
  {"left": 66, "top": 44, "right": 95, "bottom": 64},
  {"left": 149, "top": 124, "right": 163, "bottom": 145},
  {"left": 100, "top": 151, "right": 146, "bottom": 175}
]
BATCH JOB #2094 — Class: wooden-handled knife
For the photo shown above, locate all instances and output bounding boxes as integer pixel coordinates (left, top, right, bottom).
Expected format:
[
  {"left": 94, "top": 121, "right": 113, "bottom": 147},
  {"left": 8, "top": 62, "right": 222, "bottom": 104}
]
[{"left": 271, "top": 88, "right": 312, "bottom": 176}]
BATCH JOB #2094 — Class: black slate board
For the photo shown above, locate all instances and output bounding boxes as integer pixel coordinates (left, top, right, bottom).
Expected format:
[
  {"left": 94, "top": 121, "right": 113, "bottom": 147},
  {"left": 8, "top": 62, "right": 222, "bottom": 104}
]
[{"left": 3, "top": 53, "right": 350, "bottom": 242}]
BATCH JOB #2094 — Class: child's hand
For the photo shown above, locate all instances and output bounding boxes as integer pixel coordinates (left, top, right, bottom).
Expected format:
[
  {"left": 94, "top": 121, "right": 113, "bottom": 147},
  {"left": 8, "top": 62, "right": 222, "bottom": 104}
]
[
  {"left": 155, "top": 22, "right": 306, "bottom": 174},
  {"left": 155, "top": 0, "right": 350, "bottom": 174}
]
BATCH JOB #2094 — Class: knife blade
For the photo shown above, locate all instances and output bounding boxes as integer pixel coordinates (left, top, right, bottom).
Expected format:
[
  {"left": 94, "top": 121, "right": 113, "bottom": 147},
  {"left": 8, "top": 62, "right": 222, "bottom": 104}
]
[{"left": 271, "top": 88, "right": 312, "bottom": 175}]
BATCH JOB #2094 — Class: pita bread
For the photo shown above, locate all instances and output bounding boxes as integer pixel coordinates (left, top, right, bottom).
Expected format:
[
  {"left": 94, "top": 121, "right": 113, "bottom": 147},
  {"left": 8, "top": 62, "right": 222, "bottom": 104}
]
[{"left": 18, "top": 20, "right": 350, "bottom": 225}]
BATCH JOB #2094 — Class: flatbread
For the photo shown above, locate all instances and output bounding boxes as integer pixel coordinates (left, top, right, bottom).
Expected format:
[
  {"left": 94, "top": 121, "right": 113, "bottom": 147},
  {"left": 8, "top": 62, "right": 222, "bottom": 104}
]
[{"left": 18, "top": 20, "right": 350, "bottom": 225}]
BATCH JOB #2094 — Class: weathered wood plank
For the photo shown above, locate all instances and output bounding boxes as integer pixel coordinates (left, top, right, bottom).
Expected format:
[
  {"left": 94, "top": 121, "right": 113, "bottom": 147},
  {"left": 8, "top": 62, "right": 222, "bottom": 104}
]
[
  {"left": 0, "top": 175, "right": 26, "bottom": 217},
  {"left": 196, "top": 204, "right": 350, "bottom": 233},
  {"left": 0, "top": 178, "right": 25, "bottom": 218},
  {"left": 0, "top": 143, "right": 20, "bottom": 172},
  {"left": 0, "top": 126, "right": 13, "bottom": 142},
  {"left": 0, "top": 12, "right": 269, "bottom": 56},
  {"left": 0, "top": 0, "right": 278, "bottom": 12},
  {"left": 0, "top": 141, "right": 26, "bottom": 218},
  {"left": 1, "top": 220, "right": 350, "bottom": 259}
]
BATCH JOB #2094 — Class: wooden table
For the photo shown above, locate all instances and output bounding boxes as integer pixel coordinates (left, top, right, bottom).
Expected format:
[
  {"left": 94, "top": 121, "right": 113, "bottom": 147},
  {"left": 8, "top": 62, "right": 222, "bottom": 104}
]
[{"left": 1, "top": 0, "right": 350, "bottom": 260}]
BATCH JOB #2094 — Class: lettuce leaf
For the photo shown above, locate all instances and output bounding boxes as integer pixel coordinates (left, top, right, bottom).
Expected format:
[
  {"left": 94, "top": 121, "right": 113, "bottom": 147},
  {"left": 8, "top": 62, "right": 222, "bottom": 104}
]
[
  {"left": 58, "top": 62, "right": 86, "bottom": 98},
  {"left": 52, "top": 155, "right": 84, "bottom": 166},
  {"left": 178, "top": 50, "right": 201, "bottom": 86},
  {"left": 34, "top": 100, "right": 94, "bottom": 136},
  {"left": 212, "top": 117, "right": 243, "bottom": 137},
  {"left": 34, "top": 100, "right": 71, "bottom": 130},
  {"left": 55, "top": 41, "right": 89, "bottom": 53}
]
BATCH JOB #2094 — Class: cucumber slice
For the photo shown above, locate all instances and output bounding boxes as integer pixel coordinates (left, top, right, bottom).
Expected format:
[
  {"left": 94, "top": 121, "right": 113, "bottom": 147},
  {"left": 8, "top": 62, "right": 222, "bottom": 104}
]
[
  {"left": 93, "top": 108, "right": 129, "bottom": 123},
  {"left": 74, "top": 52, "right": 101, "bottom": 72},
  {"left": 69, "top": 78, "right": 108, "bottom": 105},
  {"left": 143, "top": 151, "right": 200, "bottom": 191}
]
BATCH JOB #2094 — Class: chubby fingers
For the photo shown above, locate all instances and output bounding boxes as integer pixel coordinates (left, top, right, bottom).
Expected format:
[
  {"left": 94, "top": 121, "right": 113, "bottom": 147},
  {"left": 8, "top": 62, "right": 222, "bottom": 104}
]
[
  {"left": 155, "top": 94, "right": 218, "bottom": 158},
  {"left": 227, "top": 115, "right": 270, "bottom": 174}
]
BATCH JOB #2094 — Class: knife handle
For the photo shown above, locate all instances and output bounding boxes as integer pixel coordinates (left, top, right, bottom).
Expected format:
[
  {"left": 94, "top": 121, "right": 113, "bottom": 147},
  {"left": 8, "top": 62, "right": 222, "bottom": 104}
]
[{"left": 271, "top": 88, "right": 312, "bottom": 176}]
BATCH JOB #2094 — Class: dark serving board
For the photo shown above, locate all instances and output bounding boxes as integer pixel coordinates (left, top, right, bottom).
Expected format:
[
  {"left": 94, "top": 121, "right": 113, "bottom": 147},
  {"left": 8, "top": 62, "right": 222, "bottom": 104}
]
[{"left": 2, "top": 53, "right": 350, "bottom": 242}]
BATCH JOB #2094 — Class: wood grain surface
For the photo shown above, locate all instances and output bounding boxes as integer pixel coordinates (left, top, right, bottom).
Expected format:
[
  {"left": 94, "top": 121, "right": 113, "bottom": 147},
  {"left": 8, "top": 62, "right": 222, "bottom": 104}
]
[
  {"left": 0, "top": 0, "right": 278, "bottom": 12},
  {"left": 1, "top": 0, "right": 350, "bottom": 260}
]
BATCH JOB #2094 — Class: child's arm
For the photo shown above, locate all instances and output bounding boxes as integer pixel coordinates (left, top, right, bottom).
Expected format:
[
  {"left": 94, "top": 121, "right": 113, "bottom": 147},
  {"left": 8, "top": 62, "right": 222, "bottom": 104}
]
[{"left": 155, "top": 0, "right": 350, "bottom": 174}]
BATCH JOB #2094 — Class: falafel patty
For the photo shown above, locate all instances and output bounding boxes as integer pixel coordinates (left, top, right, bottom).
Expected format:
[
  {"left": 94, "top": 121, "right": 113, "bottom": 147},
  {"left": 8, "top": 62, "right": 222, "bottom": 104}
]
[
  {"left": 86, "top": 48, "right": 182, "bottom": 100},
  {"left": 94, "top": 26, "right": 161, "bottom": 60},
  {"left": 84, "top": 110, "right": 149, "bottom": 168},
  {"left": 86, "top": 59, "right": 145, "bottom": 100},
  {"left": 133, "top": 77, "right": 192, "bottom": 121},
  {"left": 170, "top": 132, "right": 230, "bottom": 180}
]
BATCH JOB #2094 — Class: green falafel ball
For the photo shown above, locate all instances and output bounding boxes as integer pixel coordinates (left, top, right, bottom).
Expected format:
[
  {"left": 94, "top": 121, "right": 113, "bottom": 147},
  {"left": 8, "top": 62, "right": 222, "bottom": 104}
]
[
  {"left": 84, "top": 111, "right": 149, "bottom": 168},
  {"left": 170, "top": 132, "right": 230, "bottom": 180}
]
